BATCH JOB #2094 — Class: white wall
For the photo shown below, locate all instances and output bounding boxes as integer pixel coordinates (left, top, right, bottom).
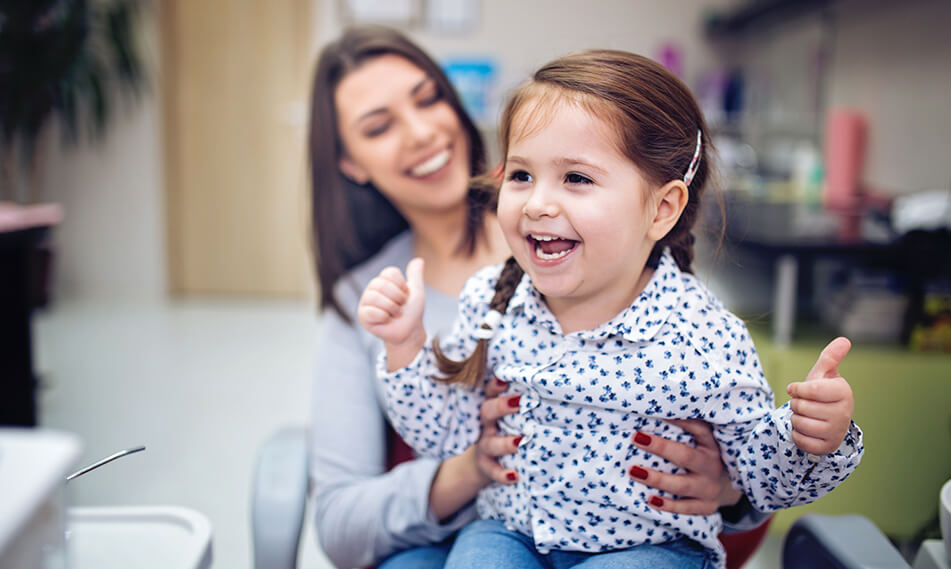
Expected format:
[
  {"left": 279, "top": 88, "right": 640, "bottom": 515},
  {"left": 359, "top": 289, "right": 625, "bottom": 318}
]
[
  {"left": 828, "top": 0, "right": 951, "bottom": 193},
  {"left": 316, "top": 0, "right": 740, "bottom": 137},
  {"left": 41, "top": 9, "right": 165, "bottom": 301}
]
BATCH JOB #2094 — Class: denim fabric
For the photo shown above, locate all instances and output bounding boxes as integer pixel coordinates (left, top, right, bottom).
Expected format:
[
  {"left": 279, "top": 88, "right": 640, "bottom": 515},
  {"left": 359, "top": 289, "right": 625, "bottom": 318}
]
[{"left": 444, "top": 519, "right": 713, "bottom": 569}]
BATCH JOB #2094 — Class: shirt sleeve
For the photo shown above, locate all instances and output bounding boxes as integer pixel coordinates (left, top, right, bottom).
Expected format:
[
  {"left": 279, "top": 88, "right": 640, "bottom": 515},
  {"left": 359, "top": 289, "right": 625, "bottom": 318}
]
[
  {"left": 309, "top": 304, "right": 476, "bottom": 569},
  {"left": 379, "top": 270, "right": 494, "bottom": 460},
  {"left": 700, "top": 322, "right": 864, "bottom": 513}
]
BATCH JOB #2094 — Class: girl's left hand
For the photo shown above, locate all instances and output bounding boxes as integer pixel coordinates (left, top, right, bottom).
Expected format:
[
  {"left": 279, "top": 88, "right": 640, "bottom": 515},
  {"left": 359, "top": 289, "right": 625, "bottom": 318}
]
[{"left": 629, "top": 419, "right": 740, "bottom": 515}]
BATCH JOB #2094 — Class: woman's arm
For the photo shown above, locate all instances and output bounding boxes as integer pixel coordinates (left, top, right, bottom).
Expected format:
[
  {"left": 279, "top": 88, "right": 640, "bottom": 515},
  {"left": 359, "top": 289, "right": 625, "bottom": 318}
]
[{"left": 309, "top": 308, "right": 476, "bottom": 568}]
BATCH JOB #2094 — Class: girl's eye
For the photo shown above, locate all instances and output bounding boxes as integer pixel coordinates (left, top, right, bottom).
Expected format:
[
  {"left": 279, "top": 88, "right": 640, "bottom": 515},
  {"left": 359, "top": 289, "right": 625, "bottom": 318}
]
[
  {"left": 507, "top": 169, "right": 533, "bottom": 183},
  {"left": 565, "top": 172, "right": 593, "bottom": 185}
]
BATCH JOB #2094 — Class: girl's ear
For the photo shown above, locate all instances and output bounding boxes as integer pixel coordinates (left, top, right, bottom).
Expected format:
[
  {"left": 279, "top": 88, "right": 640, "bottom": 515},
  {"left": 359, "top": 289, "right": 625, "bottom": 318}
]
[
  {"left": 647, "top": 180, "right": 689, "bottom": 241},
  {"left": 339, "top": 154, "right": 370, "bottom": 185}
]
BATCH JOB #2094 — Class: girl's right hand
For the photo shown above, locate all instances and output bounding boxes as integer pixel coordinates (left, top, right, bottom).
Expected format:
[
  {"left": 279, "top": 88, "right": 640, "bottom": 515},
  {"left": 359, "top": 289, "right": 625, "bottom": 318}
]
[
  {"left": 357, "top": 258, "right": 427, "bottom": 348},
  {"left": 475, "top": 378, "right": 522, "bottom": 485}
]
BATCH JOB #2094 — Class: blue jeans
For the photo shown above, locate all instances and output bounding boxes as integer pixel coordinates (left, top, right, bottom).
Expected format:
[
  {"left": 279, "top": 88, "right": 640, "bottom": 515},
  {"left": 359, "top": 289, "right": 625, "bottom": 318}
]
[
  {"left": 377, "top": 538, "right": 453, "bottom": 569},
  {"left": 444, "top": 519, "right": 713, "bottom": 569}
]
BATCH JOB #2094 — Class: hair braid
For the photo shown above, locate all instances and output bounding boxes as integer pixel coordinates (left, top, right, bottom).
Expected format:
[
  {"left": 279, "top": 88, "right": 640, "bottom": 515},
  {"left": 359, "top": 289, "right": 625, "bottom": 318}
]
[{"left": 433, "top": 257, "right": 524, "bottom": 387}]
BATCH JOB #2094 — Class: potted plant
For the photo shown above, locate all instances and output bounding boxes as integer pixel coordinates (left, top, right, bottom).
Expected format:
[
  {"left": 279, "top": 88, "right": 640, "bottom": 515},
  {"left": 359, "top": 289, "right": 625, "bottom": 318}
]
[{"left": 0, "top": 0, "right": 146, "bottom": 426}]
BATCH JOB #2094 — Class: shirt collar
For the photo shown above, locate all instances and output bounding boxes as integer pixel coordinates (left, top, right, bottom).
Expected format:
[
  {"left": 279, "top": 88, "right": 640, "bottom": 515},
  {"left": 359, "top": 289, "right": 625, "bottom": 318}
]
[{"left": 505, "top": 248, "right": 685, "bottom": 342}]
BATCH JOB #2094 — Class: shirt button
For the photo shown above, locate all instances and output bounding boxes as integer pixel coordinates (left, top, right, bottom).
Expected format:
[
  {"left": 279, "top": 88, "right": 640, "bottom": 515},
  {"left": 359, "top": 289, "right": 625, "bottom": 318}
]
[{"left": 523, "top": 422, "right": 536, "bottom": 437}]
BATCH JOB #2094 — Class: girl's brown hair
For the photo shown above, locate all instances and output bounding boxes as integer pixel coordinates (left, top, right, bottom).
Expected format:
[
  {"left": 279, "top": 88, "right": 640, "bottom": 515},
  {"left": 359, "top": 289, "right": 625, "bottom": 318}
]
[
  {"left": 435, "top": 49, "right": 718, "bottom": 387},
  {"left": 309, "top": 26, "right": 492, "bottom": 319}
]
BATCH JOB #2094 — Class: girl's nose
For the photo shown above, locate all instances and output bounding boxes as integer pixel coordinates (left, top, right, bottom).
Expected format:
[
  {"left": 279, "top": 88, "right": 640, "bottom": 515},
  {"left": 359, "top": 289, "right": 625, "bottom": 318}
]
[{"left": 522, "top": 185, "right": 559, "bottom": 219}]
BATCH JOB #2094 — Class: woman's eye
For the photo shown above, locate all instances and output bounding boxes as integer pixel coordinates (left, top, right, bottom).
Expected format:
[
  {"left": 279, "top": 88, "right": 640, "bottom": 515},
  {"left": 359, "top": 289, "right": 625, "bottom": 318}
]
[
  {"left": 417, "top": 82, "right": 442, "bottom": 107},
  {"left": 507, "top": 169, "right": 533, "bottom": 183},
  {"left": 565, "top": 172, "right": 593, "bottom": 185},
  {"left": 364, "top": 122, "right": 390, "bottom": 137},
  {"left": 418, "top": 88, "right": 442, "bottom": 107}
]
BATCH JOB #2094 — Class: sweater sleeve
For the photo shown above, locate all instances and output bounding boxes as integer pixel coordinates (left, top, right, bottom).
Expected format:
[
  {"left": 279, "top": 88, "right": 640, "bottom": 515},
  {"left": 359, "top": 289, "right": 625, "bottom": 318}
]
[
  {"left": 379, "top": 267, "right": 497, "bottom": 460},
  {"left": 309, "top": 282, "right": 476, "bottom": 568}
]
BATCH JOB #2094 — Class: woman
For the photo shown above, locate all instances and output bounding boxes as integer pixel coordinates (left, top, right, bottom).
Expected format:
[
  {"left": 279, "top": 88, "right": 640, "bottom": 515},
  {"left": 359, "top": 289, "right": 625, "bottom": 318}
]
[{"left": 307, "top": 26, "right": 764, "bottom": 569}]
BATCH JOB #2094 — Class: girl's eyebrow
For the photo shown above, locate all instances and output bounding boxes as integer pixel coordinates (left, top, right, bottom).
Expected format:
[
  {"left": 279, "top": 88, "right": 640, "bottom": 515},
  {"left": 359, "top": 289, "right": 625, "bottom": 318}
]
[
  {"left": 353, "top": 76, "right": 433, "bottom": 126},
  {"left": 507, "top": 154, "right": 607, "bottom": 176}
]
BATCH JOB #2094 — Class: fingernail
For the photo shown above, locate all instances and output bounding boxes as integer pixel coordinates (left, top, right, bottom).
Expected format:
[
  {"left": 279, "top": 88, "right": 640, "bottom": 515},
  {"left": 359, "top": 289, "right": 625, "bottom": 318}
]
[
  {"left": 508, "top": 395, "right": 521, "bottom": 408},
  {"left": 506, "top": 471, "right": 518, "bottom": 481},
  {"left": 634, "top": 432, "right": 651, "bottom": 446},
  {"left": 629, "top": 466, "right": 648, "bottom": 480},
  {"left": 495, "top": 378, "right": 508, "bottom": 388},
  {"left": 513, "top": 436, "right": 523, "bottom": 447},
  {"left": 649, "top": 496, "right": 664, "bottom": 507}
]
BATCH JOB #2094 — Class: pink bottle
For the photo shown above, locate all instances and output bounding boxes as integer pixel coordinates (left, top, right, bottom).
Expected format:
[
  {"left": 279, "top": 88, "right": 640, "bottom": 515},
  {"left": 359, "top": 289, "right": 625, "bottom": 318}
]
[{"left": 823, "top": 108, "right": 867, "bottom": 211}]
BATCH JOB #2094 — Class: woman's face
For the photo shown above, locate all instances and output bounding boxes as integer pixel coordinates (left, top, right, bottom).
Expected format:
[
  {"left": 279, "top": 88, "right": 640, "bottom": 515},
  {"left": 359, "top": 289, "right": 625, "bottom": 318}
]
[{"left": 335, "top": 54, "right": 471, "bottom": 218}]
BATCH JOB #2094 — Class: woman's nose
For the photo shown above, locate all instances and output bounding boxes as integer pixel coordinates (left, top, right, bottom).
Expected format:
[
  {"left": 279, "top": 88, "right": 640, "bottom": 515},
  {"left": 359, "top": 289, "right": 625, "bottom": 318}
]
[
  {"left": 522, "top": 185, "right": 559, "bottom": 219},
  {"left": 403, "top": 110, "right": 436, "bottom": 147}
]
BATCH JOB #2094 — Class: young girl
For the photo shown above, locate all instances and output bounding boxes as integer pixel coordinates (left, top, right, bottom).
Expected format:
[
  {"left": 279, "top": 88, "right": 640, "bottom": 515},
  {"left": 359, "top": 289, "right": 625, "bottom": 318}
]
[{"left": 358, "top": 49, "right": 863, "bottom": 568}]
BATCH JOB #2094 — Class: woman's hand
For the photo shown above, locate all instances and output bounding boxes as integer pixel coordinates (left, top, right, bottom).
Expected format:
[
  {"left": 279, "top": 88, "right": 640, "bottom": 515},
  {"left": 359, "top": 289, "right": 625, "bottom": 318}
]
[
  {"left": 629, "top": 419, "right": 741, "bottom": 515},
  {"left": 427, "top": 378, "right": 521, "bottom": 520},
  {"left": 475, "top": 378, "right": 523, "bottom": 485}
]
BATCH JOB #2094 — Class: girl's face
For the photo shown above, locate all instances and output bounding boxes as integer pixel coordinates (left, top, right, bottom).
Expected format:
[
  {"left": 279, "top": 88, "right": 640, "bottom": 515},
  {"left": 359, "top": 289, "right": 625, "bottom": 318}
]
[
  {"left": 497, "top": 100, "right": 682, "bottom": 325},
  {"left": 335, "top": 54, "right": 471, "bottom": 218}
]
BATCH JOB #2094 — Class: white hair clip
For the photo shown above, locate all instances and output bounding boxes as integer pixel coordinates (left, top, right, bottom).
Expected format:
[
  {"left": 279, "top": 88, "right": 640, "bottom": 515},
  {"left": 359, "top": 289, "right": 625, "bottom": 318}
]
[
  {"left": 473, "top": 309, "right": 503, "bottom": 340},
  {"left": 682, "top": 130, "right": 702, "bottom": 186}
]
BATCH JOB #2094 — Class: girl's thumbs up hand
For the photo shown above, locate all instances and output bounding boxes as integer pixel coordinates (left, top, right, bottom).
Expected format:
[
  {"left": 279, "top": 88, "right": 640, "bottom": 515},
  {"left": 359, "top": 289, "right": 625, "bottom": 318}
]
[
  {"left": 358, "top": 258, "right": 427, "bottom": 368},
  {"left": 785, "top": 337, "right": 855, "bottom": 456}
]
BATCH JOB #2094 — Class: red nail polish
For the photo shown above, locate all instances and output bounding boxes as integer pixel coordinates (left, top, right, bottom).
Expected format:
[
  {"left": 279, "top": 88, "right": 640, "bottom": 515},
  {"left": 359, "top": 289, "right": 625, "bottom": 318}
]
[
  {"left": 629, "top": 466, "right": 648, "bottom": 480},
  {"left": 634, "top": 432, "right": 651, "bottom": 446},
  {"left": 508, "top": 395, "right": 521, "bottom": 408},
  {"left": 513, "top": 436, "right": 523, "bottom": 447},
  {"left": 506, "top": 471, "right": 518, "bottom": 481},
  {"left": 495, "top": 378, "right": 508, "bottom": 388},
  {"left": 649, "top": 496, "right": 664, "bottom": 507}
]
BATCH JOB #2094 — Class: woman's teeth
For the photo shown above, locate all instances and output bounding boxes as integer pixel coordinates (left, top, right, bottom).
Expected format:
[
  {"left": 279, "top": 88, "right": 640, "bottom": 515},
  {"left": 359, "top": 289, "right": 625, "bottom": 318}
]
[{"left": 410, "top": 149, "right": 450, "bottom": 177}]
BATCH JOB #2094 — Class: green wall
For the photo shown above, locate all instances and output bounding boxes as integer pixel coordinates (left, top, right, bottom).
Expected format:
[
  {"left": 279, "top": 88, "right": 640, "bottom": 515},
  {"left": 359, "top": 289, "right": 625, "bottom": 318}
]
[{"left": 748, "top": 327, "right": 951, "bottom": 538}]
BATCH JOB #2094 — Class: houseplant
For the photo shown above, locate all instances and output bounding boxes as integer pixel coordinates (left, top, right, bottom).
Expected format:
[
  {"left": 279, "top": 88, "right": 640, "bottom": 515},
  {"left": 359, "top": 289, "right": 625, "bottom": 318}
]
[{"left": 0, "top": 0, "right": 146, "bottom": 426}]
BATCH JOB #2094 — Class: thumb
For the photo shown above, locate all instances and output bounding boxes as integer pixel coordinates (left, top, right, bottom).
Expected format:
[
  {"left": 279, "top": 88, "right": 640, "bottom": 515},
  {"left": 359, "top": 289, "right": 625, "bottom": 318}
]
[
  {"left": 406, "top": 257, "right": 425, "bottom": 299},
  {"left": 806, "top": 336, "right": 852, "bottom": 381}
]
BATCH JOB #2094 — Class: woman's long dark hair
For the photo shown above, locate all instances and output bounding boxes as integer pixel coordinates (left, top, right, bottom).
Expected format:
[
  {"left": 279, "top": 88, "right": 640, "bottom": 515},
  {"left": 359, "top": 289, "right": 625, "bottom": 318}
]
[{"left": 309, "top": 26, "right": 490, "bottom": 319}]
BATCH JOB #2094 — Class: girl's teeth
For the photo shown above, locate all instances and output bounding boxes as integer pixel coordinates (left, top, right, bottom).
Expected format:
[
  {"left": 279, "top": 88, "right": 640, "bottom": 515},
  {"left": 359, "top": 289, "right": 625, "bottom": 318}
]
[
  {"left": 536, "top": 247, "right": 570, "bottom": 260},
  {"left": 410, "top": 150, "right": 450, "bottom": 177}
]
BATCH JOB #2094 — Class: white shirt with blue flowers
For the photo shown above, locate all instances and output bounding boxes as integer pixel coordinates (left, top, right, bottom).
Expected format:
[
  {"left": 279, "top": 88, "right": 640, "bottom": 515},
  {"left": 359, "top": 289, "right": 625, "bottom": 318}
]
[{"left": 379, "top": 249, "right": 863, "bottom": 568}]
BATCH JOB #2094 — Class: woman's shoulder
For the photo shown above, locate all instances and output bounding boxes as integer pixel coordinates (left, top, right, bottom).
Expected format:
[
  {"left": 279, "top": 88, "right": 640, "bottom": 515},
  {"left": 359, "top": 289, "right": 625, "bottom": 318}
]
[{"left": 332, "top": 231, "right": 414, "bottom": 313}]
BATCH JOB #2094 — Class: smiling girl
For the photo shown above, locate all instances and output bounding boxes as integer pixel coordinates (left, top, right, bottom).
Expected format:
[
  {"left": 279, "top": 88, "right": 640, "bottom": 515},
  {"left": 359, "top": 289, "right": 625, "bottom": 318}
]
[{"left": 358, "top": 49, "right": 863, "bottom": 569}]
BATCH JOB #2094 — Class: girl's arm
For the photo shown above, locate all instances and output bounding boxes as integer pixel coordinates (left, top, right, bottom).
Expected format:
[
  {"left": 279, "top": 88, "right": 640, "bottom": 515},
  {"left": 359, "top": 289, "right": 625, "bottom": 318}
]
[{"left": 710, "top": 336, "right": 864, "bottom": 512}]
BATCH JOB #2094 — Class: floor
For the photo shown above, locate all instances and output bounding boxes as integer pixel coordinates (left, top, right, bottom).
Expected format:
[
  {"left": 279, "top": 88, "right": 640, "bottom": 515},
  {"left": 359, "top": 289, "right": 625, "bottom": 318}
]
[{"left": 33, "top": 298, "right": 784, "bottom": 569}]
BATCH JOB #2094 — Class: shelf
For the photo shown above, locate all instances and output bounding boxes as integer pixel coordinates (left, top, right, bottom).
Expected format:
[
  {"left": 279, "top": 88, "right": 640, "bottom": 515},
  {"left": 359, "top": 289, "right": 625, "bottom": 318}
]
[{"left": 705, "top": 0, "right": 837, "bottom": 39}]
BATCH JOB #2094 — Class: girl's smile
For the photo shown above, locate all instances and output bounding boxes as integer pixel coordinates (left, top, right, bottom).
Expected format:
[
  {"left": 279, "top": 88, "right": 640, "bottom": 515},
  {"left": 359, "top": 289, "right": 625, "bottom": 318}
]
[{"left": 497, "top": 98, "right": 681, "bottom": 332}]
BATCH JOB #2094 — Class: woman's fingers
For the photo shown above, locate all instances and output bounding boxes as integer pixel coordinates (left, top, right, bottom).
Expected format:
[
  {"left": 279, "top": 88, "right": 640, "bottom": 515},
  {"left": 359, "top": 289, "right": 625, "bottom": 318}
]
[
  {"left": 645, "top": 496, "right": 718, "bottom": 516},
  {"left": 632, "top": 430, "right": 713, "bottom": 476},
  {"left": 666, "top": 419, "right": 718, "bottom": 450},
  {"left": 484, "top": 377, "right": 509, "bottom": 399},
  {"left": 480, "top": 394, "right": 521, "bottom": 423},
  {"left": 479, "top": 433, "right": 522, "bottom": 458},
  {"left": 476, "top": 453, "right": 517, "bottom": 485},
  {"left": 629, "top": 466, "right": 716, "bottom": 501}
]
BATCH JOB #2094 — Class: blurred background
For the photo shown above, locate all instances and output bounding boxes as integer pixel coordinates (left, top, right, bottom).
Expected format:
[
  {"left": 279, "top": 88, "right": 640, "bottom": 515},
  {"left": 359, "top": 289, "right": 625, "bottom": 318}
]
[{"left": 2, "top": 0, "right": 949, "bottom": 568}]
